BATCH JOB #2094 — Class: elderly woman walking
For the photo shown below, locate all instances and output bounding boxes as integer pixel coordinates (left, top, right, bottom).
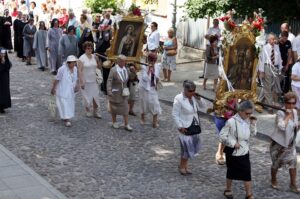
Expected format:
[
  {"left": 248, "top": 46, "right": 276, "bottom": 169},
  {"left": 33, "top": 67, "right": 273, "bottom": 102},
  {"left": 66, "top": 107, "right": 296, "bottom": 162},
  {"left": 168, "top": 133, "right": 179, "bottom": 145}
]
[
  {"left": 172, "top": 80, "right": 204, "bottom": 175},
  {"left": 219, "top": 100, "right": 257, "bottom": 199},
  {"left": 269, "top": 92, "right": 300, "bottom": 193},
  {"left": 78, "top": 41, "right": 102, "bottom": 118},
  {"left": 139, "top": 53, "right": 162, "bottom": 128},
  {"left": 162, "top": 28, "right": 177, "bottom": 82},
  {"left": 50, "top": 55, "right": 79, "bottom": 127},
  {"left": 23, "top": 17, "right": 37, "bottom": 65},
  {"left": 107, "top": 55, "right": 133, "bottom": 131},
  {"left": 33, "top": 21, "right": 48, "bottom": 71},
  {"left": 46, "top": 18, "right": 63, "bottom": 75},
  {"left": 59, "top": 25, "right": 78, "bottom": 63}
]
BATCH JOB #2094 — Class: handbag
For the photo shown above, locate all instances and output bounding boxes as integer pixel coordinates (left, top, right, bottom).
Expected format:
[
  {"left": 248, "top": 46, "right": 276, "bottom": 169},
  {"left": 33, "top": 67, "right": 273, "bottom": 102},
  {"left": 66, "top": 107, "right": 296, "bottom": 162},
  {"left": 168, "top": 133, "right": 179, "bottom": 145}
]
[
  {"left": 166, "top": 49, "right": 177, "bottom": 56},
  {"left": 185, "top": 118, "right": 202, "bottom": 135},
  {"left": 122, "top": 87, "right": 130, "bottom": 97},
  {"left": 223, "top": 119, "right": 238, "bottom": 155},
  {"left": 48, "top": 95, "right": 56, "bottom": 121}
]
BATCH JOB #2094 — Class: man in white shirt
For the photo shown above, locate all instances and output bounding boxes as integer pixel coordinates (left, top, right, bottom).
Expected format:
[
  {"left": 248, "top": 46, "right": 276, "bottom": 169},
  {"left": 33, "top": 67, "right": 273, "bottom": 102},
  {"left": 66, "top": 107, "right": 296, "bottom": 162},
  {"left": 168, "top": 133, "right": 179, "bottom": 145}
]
[
  {"left": 146, "top": 22, "right": 160, "bottom": 53},
  {"left": 280, "top": 23, "right": 295, "bottom": 43},
  {"left": 259, "top": 33, "right": 283, "bottom": 111},
  {"left": 200, "top": 18, "right": 221, "bottom": 78},
  {"left": 292, "top": 32, "right": 300, "bottom": 61}
]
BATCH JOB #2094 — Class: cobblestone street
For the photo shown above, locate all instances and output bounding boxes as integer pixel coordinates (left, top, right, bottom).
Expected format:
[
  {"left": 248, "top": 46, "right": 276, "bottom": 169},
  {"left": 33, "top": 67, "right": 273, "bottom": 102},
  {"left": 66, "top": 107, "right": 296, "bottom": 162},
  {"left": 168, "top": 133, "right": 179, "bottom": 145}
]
[{"left": 0, "top": 54, "right": 300, "bottom": 199}]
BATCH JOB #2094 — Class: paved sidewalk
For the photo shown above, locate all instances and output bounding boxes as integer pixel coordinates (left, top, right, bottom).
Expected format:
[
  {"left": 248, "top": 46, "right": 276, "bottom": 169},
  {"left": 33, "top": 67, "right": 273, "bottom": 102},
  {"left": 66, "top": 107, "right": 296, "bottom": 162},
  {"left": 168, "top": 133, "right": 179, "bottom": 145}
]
[
  {"left": 0, "top": 144, "right": 67, "bottom": 199},
  {"left": 157, "top": 57, "right": 300, "bottom": 148}
]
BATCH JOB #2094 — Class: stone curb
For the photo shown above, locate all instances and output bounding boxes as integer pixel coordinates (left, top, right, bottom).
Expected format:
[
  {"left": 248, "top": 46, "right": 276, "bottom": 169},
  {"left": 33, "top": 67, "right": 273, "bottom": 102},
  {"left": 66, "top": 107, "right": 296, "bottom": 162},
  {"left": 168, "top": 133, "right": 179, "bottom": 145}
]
[
  {"left": 0, "top": 144, "right": 68, "bottom": 199},
  {"left": 159, "top": 98, "right": 300, "bottom": 152}
]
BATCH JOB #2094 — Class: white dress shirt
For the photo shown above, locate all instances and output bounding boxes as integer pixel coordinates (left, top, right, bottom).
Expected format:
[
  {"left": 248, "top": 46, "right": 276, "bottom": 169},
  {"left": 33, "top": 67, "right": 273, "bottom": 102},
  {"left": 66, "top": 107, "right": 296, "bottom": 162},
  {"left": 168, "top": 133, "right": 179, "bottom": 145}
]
[
  {"left": 258, "top": 43, "right": 282, "bottom": 72},
  {"left": 147, "top": 30, "right": 160, "bottom": 51},
  {"left": 116, "top": 65, "right": 128, "bottom": 82},
  {"left": 172, "top": 93, "right": 205, "bottom": 128},
  {"left": 292, "top": 35, "right": 300, "bottom": 55},
  {"left": 291, "top": 62, "right": 300, "bottom": 87},
  {"left": 219, "top": 114, "right": 257, "bottom": 156}
]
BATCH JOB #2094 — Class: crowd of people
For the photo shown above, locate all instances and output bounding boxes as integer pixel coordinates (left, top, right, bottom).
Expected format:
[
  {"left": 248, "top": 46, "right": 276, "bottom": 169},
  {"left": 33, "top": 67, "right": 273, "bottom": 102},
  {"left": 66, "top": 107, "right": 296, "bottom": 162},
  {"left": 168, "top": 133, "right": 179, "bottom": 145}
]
[{"left": 0, "top": 1, "right": 300, "bottom": 199}]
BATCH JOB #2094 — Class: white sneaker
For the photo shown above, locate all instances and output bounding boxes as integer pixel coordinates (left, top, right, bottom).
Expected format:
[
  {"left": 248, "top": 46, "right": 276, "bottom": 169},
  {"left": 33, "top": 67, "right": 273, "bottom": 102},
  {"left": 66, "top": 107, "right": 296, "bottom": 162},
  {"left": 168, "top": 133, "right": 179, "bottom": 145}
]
[
  {"left": 125, "top": 124, "right": 133, "bottom": 131},
  {"left": 65, "top": 121, "right": 72, "bottom": 127},
  {"left": 94, "top": 112, "right": 102, "bottom": 119},
  {"left": 112, "top": 122, "right": 119, "bottom": 129},
  {"left": 86, "top": 111, "right": 93, "bottom": 117}
]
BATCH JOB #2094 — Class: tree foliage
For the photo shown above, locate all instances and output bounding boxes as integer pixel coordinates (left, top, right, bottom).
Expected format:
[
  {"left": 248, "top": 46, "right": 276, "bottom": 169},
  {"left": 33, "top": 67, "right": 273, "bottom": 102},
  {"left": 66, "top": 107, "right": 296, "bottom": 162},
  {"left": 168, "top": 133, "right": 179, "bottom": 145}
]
[
  {"left": 85, "top": 0, "right": 124, "bottom": 14},
  {"left": 185, "top": 0, "right": 300, "bottom": 22}
]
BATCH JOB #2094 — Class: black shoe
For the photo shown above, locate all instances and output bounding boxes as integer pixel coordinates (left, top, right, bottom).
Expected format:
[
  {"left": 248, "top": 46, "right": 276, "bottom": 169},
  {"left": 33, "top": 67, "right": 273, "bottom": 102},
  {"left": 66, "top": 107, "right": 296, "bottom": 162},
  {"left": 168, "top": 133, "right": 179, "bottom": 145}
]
[
  {"left": 39, "top": 67, "right": 45, "bottom": 71},
  {"left": 26, "top": 62, "right": 31, "bottom": 65},
  {"left": 51, "top": 71, "right": 57, "bottom": 75},
  {"left": 0, "top": 109, "right": 5, "bottom": 114},
  {"left": 198, "top": 75, "right": 204, "bottom": 79}
]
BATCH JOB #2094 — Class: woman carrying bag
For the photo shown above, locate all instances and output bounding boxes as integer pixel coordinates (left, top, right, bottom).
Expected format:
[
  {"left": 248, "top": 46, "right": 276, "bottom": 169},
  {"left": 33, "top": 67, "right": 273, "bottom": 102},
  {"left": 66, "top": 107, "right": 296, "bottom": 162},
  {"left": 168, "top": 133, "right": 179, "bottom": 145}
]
[
  {"left": 172, "top": 80, "right": 205, "bottom": 175},
  {"left": 219, "top": 100, "right": 257, "bottom": 199}
]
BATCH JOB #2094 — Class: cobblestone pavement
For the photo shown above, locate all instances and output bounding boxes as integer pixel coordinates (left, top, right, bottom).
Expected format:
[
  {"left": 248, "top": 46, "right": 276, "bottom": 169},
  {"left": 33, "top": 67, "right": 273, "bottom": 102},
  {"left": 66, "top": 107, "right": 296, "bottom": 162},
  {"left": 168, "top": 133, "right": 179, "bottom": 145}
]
[{"left": 0, "top": 54, "right": 300, "bottom": 199}]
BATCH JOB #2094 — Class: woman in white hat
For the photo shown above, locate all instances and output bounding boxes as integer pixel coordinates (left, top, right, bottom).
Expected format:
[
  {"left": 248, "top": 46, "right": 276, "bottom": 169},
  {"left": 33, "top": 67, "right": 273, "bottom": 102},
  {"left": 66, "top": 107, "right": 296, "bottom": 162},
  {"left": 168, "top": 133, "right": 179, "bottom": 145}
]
[{"left": 51, "top": 55, "right": 79, "bottom": 127}]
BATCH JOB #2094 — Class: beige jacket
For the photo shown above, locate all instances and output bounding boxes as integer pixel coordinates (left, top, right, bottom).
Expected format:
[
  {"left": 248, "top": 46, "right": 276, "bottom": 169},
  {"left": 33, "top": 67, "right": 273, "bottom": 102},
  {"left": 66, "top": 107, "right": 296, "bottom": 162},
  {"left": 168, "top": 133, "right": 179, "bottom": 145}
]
[{"left": 106, "top": 65, "right": 129, "bottom": 103}]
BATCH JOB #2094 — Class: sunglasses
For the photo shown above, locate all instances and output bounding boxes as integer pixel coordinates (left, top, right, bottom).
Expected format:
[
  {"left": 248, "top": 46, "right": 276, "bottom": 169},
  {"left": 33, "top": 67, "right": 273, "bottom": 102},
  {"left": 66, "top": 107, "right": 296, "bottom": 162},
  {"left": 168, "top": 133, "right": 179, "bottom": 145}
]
[
  {"left": 245, "top": 112, "right": 253, "bottom": 115},
  {"left": 286, "top": 101, "right": 296, "bottom": 105},
  {"left": 188, "top": 89, "right": 195, "bottom": 93}
]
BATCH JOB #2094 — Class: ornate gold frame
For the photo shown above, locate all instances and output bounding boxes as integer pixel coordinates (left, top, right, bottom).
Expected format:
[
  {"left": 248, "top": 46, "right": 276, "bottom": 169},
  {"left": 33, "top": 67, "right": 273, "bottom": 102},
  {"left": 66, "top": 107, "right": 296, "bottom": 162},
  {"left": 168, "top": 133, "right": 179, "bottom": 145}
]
[
  {"left": 106, "top": 14, "right": 145, "bottom": 65},
  {"left": 214, "top": 24, "right": 262, "bottom": 115}
]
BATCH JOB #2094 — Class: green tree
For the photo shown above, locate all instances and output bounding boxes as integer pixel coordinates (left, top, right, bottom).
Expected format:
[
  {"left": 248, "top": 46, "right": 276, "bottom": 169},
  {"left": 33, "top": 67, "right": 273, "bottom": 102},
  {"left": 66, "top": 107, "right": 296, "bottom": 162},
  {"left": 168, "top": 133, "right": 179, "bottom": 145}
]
[
  {"left": 185, "top": 0, "right": 300, "bottom": 22},
  {"left": 85, "top": 0, "right": 124, "bottom": 14}
]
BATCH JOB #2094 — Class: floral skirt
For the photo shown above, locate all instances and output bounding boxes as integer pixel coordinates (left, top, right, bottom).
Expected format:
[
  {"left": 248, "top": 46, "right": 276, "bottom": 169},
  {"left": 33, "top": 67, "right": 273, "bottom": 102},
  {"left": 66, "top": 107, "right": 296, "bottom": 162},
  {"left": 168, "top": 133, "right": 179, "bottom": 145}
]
[{"left": 270, "top": 140, "right": 297, "bottom": 169}]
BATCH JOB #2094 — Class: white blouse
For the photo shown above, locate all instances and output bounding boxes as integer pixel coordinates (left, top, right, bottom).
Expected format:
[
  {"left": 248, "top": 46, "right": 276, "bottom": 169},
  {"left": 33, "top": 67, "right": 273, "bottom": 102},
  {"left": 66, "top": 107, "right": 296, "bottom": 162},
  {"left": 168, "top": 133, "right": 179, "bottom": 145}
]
[
  {"left": 172, "top": 93, "right": 205, "bottom": 129},
  {"left": 270, "top": 109, "right": 298, "bottom": 148},
  {"left": 219, "top": 114, "right": 257, "bottom": 156}
]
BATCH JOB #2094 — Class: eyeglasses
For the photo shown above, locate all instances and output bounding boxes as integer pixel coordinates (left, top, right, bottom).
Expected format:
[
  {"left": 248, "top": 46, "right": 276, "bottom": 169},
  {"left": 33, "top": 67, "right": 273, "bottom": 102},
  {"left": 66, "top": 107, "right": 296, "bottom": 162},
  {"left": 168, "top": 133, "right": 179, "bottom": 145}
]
[
  {"left": 286, "top": 101, "right": 296, "bottom": 105},
  {"left": 245, "top": 112, "right": 253, "bottom": 115},
  {"left": 188, "top": 89, "right": 195, "bottom": 93}
]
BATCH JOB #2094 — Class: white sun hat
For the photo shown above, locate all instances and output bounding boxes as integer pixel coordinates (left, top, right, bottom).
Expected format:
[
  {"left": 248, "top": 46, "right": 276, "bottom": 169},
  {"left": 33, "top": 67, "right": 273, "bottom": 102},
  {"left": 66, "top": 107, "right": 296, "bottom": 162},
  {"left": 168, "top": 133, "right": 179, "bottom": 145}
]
[{"left": 66, "top": 55, "right": 78, "bottom": 62}]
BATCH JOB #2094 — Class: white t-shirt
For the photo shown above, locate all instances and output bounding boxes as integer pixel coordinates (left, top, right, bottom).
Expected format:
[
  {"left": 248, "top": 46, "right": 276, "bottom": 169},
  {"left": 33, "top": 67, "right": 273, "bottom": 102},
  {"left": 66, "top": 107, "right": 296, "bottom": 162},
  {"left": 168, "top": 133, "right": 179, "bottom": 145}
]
[
  {"left": 291, "top": 62, "right": 300, "bottom": 87},
  {"left": 147, "top": 30, "right": 160, "bottom": 50}
]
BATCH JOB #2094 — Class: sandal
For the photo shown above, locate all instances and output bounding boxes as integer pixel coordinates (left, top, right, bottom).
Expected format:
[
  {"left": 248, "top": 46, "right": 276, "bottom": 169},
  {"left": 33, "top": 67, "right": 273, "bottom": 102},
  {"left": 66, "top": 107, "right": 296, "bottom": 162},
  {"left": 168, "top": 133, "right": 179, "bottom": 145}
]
[
  {"left": 223, "top": 190, "right": 233, "bottom": 199},
  {"left": 178, "top": 166, "right": 187, "bottom": 176},
  {"left": 290, "top": 185, "right": 300, "bottom": 194},
  {"left": 185, "top": 169, "right": 192, "bottom": 175},
  {"left": 245, "top": 194, "right": 254, "bottom": 199},
  {"left": 271, "top": 181, "right": 279, "bottom": 190}
]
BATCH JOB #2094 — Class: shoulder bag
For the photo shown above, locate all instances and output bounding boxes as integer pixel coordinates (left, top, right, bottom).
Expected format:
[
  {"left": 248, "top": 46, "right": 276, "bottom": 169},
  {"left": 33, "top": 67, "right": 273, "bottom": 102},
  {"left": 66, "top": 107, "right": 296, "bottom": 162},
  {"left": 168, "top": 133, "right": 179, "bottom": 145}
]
[{"left": 185, "top": 103, "right": 202, "bottom": 135}]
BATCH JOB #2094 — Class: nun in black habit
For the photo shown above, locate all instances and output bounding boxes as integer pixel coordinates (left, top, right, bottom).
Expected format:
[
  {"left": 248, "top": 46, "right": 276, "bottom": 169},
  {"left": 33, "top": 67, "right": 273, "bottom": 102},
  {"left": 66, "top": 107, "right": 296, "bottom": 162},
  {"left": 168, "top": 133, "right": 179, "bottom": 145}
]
[{"left": 0, "top": 48, "right": 12, "bottom": 113}]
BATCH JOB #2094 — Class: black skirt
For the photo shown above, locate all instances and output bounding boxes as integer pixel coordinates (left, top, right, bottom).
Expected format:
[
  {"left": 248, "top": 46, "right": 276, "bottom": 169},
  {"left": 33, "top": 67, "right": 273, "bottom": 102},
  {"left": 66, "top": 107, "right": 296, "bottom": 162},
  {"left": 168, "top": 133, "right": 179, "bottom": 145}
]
[{"left": 226, "top": 153, "right": 251, "bottom": 181}]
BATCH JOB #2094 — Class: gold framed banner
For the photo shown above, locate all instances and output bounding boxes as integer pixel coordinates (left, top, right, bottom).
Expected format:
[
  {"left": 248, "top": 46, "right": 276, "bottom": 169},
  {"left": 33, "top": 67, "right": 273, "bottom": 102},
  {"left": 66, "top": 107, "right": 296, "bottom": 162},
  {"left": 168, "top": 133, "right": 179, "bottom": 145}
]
[
  {"left": 214, "top": 24, "right": 261, "bottom": 114},
  {"left": 106, "top": 14, "right": 145, "bottom": 64}
]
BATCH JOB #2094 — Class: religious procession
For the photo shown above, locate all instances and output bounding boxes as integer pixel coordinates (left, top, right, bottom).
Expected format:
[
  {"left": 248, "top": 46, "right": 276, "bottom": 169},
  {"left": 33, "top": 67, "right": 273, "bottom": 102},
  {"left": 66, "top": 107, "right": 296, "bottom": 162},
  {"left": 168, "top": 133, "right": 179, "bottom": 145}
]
[{"left": 0, "top": 0, "right": 300, "bottom": 199}]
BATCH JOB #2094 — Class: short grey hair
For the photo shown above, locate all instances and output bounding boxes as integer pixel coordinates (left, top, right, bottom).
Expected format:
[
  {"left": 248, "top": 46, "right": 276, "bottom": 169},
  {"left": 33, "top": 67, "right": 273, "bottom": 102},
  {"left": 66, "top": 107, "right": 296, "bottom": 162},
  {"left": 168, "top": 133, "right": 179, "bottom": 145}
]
[
  {"left": 117, "top": 54, "right": 127, "bottom": 63},
  {"left": 183, "top": 80, "right": 196, "bottom": 91},
  {"left": 237, "top": 100, "right": 254, "bottom": 112}
]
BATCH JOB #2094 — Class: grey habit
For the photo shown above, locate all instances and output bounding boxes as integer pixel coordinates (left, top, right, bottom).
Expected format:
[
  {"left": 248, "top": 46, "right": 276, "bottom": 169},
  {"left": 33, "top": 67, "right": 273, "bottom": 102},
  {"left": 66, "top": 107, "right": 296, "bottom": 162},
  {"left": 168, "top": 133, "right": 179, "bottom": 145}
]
[
  {"left": 46, "top": 28, "right": 63, "bottom": 72},
  {"left": 33, "top": 30, "right": 48, "bottom": 68},
  {"left": 23, "top": 24, "right": 37, "bottom": 57},
  {"left": 58, "top": 34, "right": 78, "bottom": 62}
]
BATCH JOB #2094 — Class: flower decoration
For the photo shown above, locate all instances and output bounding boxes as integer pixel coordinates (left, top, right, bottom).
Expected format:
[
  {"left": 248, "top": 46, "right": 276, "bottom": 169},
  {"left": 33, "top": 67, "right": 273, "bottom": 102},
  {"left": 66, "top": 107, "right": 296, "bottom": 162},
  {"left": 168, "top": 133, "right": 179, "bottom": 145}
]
[
  {"left": 219, "top": 10, "right": 236, "bottom": 31},
  {"left": 250, "top": 11, "right": 264, "bottom": 37},
  {"left": 129, "top": 3, "right": 141, "bottom": 16}
]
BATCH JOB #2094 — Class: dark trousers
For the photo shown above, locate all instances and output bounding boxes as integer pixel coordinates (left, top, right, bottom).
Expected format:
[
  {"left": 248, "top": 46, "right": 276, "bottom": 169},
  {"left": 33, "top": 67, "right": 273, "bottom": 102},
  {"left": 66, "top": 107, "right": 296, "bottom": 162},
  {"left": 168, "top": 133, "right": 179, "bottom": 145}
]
[
  {"left": 101, "top": 67, "right": 111, "bottom": 95},
  {"left": 281, "top": 64, "right": 292, "bottom": 94}
]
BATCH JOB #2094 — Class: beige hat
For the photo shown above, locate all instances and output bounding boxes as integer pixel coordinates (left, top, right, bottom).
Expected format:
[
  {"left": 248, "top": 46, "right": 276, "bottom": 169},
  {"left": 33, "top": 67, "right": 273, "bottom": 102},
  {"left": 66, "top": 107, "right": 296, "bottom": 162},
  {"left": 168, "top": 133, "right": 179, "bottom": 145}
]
[{"left": 66, "top": 55, "right": 78, "bottom": 62}]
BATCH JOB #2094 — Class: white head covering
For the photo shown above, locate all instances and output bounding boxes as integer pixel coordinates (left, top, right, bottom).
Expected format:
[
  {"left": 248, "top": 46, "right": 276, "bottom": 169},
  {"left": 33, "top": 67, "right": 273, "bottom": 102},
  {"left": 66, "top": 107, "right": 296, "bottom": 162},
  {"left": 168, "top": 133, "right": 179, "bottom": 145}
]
[{"left": 66, "top": 55, "right": 78, "bottom": 62}]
